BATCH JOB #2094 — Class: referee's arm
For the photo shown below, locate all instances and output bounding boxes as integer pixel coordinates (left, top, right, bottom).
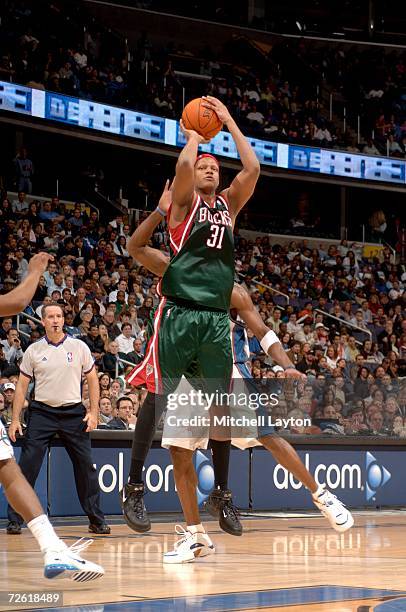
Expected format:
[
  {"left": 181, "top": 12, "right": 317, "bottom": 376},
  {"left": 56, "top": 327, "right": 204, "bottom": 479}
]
[
  {"left": 9, "top": 374, "right": 30, "bottom": 442},
  {"left": 83, "top": 367, "right": 100, "bottom": 432}
]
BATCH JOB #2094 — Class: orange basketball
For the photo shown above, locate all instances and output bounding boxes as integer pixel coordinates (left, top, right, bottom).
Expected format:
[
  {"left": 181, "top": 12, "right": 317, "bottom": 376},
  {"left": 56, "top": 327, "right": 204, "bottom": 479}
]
[{"left": 181, "top": 97, "right": 223, "bottom": 140}]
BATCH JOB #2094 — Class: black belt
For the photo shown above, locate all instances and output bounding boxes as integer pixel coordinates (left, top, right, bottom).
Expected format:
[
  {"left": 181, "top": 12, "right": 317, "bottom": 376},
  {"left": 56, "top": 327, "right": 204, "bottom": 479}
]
[{"left": 32, "top": 400, "right": 83, "bottom": 410}]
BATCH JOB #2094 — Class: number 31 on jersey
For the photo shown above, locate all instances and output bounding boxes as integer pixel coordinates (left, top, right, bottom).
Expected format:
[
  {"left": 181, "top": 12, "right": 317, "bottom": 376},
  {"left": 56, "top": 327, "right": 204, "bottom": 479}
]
[{"left": 206, "top": 224, "right": 225, "bottom": 249}]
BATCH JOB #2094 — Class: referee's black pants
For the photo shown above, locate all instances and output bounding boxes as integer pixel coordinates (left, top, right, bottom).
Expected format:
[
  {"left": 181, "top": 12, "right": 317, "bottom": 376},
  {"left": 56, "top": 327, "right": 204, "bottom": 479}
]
[{"left": 8, "top": 401, "right": 105, "bottom": 526}]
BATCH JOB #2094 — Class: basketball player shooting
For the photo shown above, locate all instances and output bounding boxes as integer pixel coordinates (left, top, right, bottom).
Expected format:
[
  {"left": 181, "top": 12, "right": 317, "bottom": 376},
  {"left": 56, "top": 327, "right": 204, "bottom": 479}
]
[
  {"left": 127, "top": 96, "right": 260, "bottom": 562},
  {"left": 0, "top": 253, "right": 104, "bottom": 581}
]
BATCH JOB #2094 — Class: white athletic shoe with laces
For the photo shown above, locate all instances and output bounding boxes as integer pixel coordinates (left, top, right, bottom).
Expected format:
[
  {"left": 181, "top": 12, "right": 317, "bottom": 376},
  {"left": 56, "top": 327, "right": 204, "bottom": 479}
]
[
  {"left": 312, "top": 485, "right": 354, "bottom": 532},
  {"left": 163, "top": 525, "right": 215, "bottom": 564},
  {"left": 44, "top": 538, "right": 105, "bottom": 582}
]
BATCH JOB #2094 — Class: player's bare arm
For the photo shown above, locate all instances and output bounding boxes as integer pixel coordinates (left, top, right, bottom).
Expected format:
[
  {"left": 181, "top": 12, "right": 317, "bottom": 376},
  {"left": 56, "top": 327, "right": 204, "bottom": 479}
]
[
  {"left": 231, "top": 284, "right": 305, "bottom": 379},
  {"left": 128, "top": 180, "right": 171, "bottom": 275},
  {"left": 171, "top": 122, "right": 208, "bottom": 224},
  {"left": 201, "top": 96, "right": 260, "bottom": 218},
  {"left": 0, "top": 252, "right": 53, "bottom": 316}
]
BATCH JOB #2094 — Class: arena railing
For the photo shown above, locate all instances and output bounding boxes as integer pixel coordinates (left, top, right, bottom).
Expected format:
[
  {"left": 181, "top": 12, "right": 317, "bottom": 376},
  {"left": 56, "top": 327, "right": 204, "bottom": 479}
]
[
  {"left": 237, "top": 272, "right": 289, "bottom": 306},
  {"left": 116, "top": 356, "right": 137, "bottom": 379},
  {"left": 16, "top": 312, "right": 42, "bottom": 338},
  {"left": 314, "top": 308, "right": 372, "bottom": 341}
]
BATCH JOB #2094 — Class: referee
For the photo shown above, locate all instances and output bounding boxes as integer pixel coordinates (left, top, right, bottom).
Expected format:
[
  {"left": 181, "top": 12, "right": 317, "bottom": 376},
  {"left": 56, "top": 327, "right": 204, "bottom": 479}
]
[{"left": 7, "top": 303, "right": 110, "bottom": 535}]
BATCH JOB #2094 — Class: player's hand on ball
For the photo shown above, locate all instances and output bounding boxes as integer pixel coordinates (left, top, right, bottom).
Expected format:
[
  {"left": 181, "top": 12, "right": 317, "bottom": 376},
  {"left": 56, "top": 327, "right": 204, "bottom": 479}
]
[
  {"left": 158, "top": 179, "right": 174, "bottom": 214},
  {"left": 83, "top": 412, "right": 98, "bottom": 432},
  {"left": 8, "top": 420, "right": 23, "bottom": 443},
  {"left": 180, "top": 119, "right": 210, "bottom": 144},
  {"left": 28, "top": 252, "right": 54, "bottom": 275},
  {"left": 202, "top": 96, "right": 233, "bottom": 124},
  {"left": 284, "top": 368, "right": 306, "bottom": 381}
]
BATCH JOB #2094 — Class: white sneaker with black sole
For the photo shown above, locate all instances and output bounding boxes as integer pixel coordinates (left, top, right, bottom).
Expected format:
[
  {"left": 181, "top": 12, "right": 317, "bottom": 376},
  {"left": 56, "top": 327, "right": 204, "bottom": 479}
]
[
  {"left": 44, "top": 538, "right": 104, "bottom": 582},
  {"left": 312, "top": 485, "right": 354, "bottom": 532},
  {"left": 163, "top": 526, "right": 215, "bottom": 564}
]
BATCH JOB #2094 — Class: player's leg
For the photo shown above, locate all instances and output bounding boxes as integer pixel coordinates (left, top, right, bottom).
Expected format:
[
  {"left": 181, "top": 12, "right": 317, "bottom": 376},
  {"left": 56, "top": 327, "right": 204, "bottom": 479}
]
[
  {"left": 259, "top": 435, "right": 317, "bottom": 491},
  {"left": 121, "top": 392, "right": 167, "bottom": 532},
  {"left": 0, "top": 421, "right": 103, "bottom": 581},
  {"left": 204, "top": 437, "right": 242, "bottom": 536},
  {"left": 198, "top": 312, "right": 242, "bottom": 536},
  {"left": 139, "top": 304, "right": 213, "bottom": 562},
  {"left": 171, "top": 446, "right": 199, "bottom": 525},
  {"left": 6, "top": 408, "right": 55, "bottom": 532},
  {"left": 258, "top": 434, "right": 354, "bottom": 532},
  {"left": 163, "top": 445, "right": 214, "bottom": 564},
  {"left": 210, "top": 439, "right": 231, "bottom": 491}
]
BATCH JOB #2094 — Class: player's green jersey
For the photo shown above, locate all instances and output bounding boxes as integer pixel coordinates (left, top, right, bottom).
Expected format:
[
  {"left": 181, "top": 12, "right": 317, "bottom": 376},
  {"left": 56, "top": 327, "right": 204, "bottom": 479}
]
[{"left": 161, "top": 193, "right": 234, "bottom": 312}]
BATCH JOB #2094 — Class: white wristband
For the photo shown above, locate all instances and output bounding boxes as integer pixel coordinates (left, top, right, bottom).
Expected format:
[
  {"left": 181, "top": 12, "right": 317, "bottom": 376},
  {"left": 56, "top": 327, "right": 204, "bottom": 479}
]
[
  {"left": 155, "top": 206, "right": 166, "bottom": 217},
  {"left": 260, "top": 330, "right": 280, "bottom": 354}
]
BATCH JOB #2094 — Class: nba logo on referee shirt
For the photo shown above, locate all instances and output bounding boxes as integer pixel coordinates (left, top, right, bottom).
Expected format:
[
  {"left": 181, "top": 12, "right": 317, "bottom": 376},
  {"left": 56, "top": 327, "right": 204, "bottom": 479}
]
[{"left": 67, "top": 352, "right": 73, "bottom": 363}]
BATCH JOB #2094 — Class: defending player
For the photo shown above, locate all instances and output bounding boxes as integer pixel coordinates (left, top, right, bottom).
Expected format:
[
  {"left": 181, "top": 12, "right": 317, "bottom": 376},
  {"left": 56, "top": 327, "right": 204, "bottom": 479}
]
[
  {"left": 126, "top": 97, "right": 260, "bottom": 560},
  {"left": 0, "top": 253, "right": 104, "bottom": 581}
]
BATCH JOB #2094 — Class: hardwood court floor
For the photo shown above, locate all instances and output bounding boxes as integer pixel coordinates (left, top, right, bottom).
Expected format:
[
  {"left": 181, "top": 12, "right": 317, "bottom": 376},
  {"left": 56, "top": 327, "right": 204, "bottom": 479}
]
[{"left": 1, "top": 512, "right": 406, "bottom": 611}]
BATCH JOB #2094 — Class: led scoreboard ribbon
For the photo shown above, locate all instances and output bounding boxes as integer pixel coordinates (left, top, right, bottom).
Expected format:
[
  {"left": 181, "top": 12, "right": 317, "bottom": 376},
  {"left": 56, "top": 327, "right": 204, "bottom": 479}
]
[{"left": 1, "top": 81, "right": 405, "bottom": 185}]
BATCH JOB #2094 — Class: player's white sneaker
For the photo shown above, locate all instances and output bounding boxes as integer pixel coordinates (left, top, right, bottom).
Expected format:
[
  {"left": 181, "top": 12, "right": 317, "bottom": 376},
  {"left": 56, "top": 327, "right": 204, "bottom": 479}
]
[
  {"left": 44, "top": 538, "right": 104, "bottom": 582},
  {"left": 163, "top": 525, "right": 215, "bottom": 564},
  {"left": 312, "top": 485, "right": 354, "bottom": 532}
]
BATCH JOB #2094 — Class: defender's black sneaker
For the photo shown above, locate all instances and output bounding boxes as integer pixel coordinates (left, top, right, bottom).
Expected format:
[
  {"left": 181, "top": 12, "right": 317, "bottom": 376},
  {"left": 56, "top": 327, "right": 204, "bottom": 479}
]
[
  {"left": 204, "top": 489, "right": 243, "bottom": 536},
  {"left": 120, "top": 483, "right": 151, "bottom": 533},
  {"left": 88, "top": 523, "right": 111, "bottom": 535},
  {"left": 6, "top": 521, "right": 21, "bottom": 535}
]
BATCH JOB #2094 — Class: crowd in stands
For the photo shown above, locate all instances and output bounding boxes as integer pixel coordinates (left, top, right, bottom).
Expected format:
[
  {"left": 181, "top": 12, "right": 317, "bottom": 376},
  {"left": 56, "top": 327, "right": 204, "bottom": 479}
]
[
  {"left": 0, "top": 1, "right": 128, "bottom": 105},
  {"left": 0, "top": 189, "right": 404, "bottom": 437},
  {"left": 2, "top": 1, "right": 406, "bottom": 157}
]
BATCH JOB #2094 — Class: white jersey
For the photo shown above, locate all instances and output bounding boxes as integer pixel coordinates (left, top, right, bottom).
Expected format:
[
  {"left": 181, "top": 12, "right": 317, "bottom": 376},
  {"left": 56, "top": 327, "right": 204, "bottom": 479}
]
[{"left": 0, "top": 421, "right": 14, "bottom": 460}]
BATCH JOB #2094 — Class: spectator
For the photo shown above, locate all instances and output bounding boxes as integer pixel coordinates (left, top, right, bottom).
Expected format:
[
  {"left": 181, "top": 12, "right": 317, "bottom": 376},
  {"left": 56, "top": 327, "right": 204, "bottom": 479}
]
[
  {"left": 126, "top": 338, "right": 145, "bottom": 365},
  {"left": 116, "top": 322, "right": 136, "bottom": 355},
  {"left": 106, "top": 396, "right": 133, "bottom": 430},
  {"left": 363, "top": 139, "right": 380, "bottom": 156},
  {"left": 14, "top": 148, "right": 34, "bottom": 193},
  {"left": 1, "top": 329, "right": 23, "bottom": 364},
  {"left": 0, "top": 317, "right": 13, "bottom": 340},
  {"left": 101, "top": 340, "right": 123, "bottom": 378},
  {"left": 12, "top": 192, "right": 29, "bottom": 215},
  {"left": 98, "top": 397, "right": 114, "bottom": 425}
]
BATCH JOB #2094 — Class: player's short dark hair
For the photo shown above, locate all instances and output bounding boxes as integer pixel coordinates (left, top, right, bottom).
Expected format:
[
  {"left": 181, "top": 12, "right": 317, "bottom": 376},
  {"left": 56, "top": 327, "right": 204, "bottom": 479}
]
[{"left": 41, "top": 302, "right": 65, "bottom": 319}]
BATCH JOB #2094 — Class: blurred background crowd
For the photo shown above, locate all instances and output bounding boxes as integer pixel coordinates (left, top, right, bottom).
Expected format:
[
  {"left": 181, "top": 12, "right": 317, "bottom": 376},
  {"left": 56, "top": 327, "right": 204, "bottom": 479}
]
[
  {"left": 0, "top": 0, "right": 404, "bottom": 439},
  {"left": 1, "top": 0, "right": 406, "bottom": 157},
  {"left": 0, "top": 191, "right": 403, "bottom": 436}
]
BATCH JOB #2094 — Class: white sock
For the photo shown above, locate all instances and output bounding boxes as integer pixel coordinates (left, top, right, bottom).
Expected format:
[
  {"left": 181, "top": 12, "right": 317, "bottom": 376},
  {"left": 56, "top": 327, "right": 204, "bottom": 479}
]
[
  {"left": 312, "top": 484, "right": 325, "bottom": 498},
  {"left": 187, "top": 523, "right": 205, "bottom": 534},
  {"left": 27, "top": 514, "right": 66, "bottom": 553}
]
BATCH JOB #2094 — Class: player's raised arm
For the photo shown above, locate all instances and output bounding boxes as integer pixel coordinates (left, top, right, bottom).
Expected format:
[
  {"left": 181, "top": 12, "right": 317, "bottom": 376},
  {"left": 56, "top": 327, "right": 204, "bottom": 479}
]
[
  {"left": 0, "top": 253, "right": 53, "bottom": 316},
  {"left": 171, "top": 121, "right": 208, "bottom": 219},
  {"left": 127, "top": 180, "right": 171, "bottom": 276},
  {"left": 202, "top": 96, "right": 260, "bottom": 218},
  {"left": 231, "top": 284, "right": 305, "bottom": 379}
]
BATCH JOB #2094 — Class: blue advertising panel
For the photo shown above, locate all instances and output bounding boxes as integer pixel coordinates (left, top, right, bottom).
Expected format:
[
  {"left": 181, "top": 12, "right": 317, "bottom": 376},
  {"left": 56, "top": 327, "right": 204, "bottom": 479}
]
[
  {"left": 0, "top": 448, "right": 48, "bottom": 519},
  {"left": 48, "top": 446, "right": 250, "bottom": 516},
  {"left": 252, "top": 448, "right": 406, "bottom": 509},
  {"left": 1, "top": 81, "right": 405, "bottom": 185}
]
